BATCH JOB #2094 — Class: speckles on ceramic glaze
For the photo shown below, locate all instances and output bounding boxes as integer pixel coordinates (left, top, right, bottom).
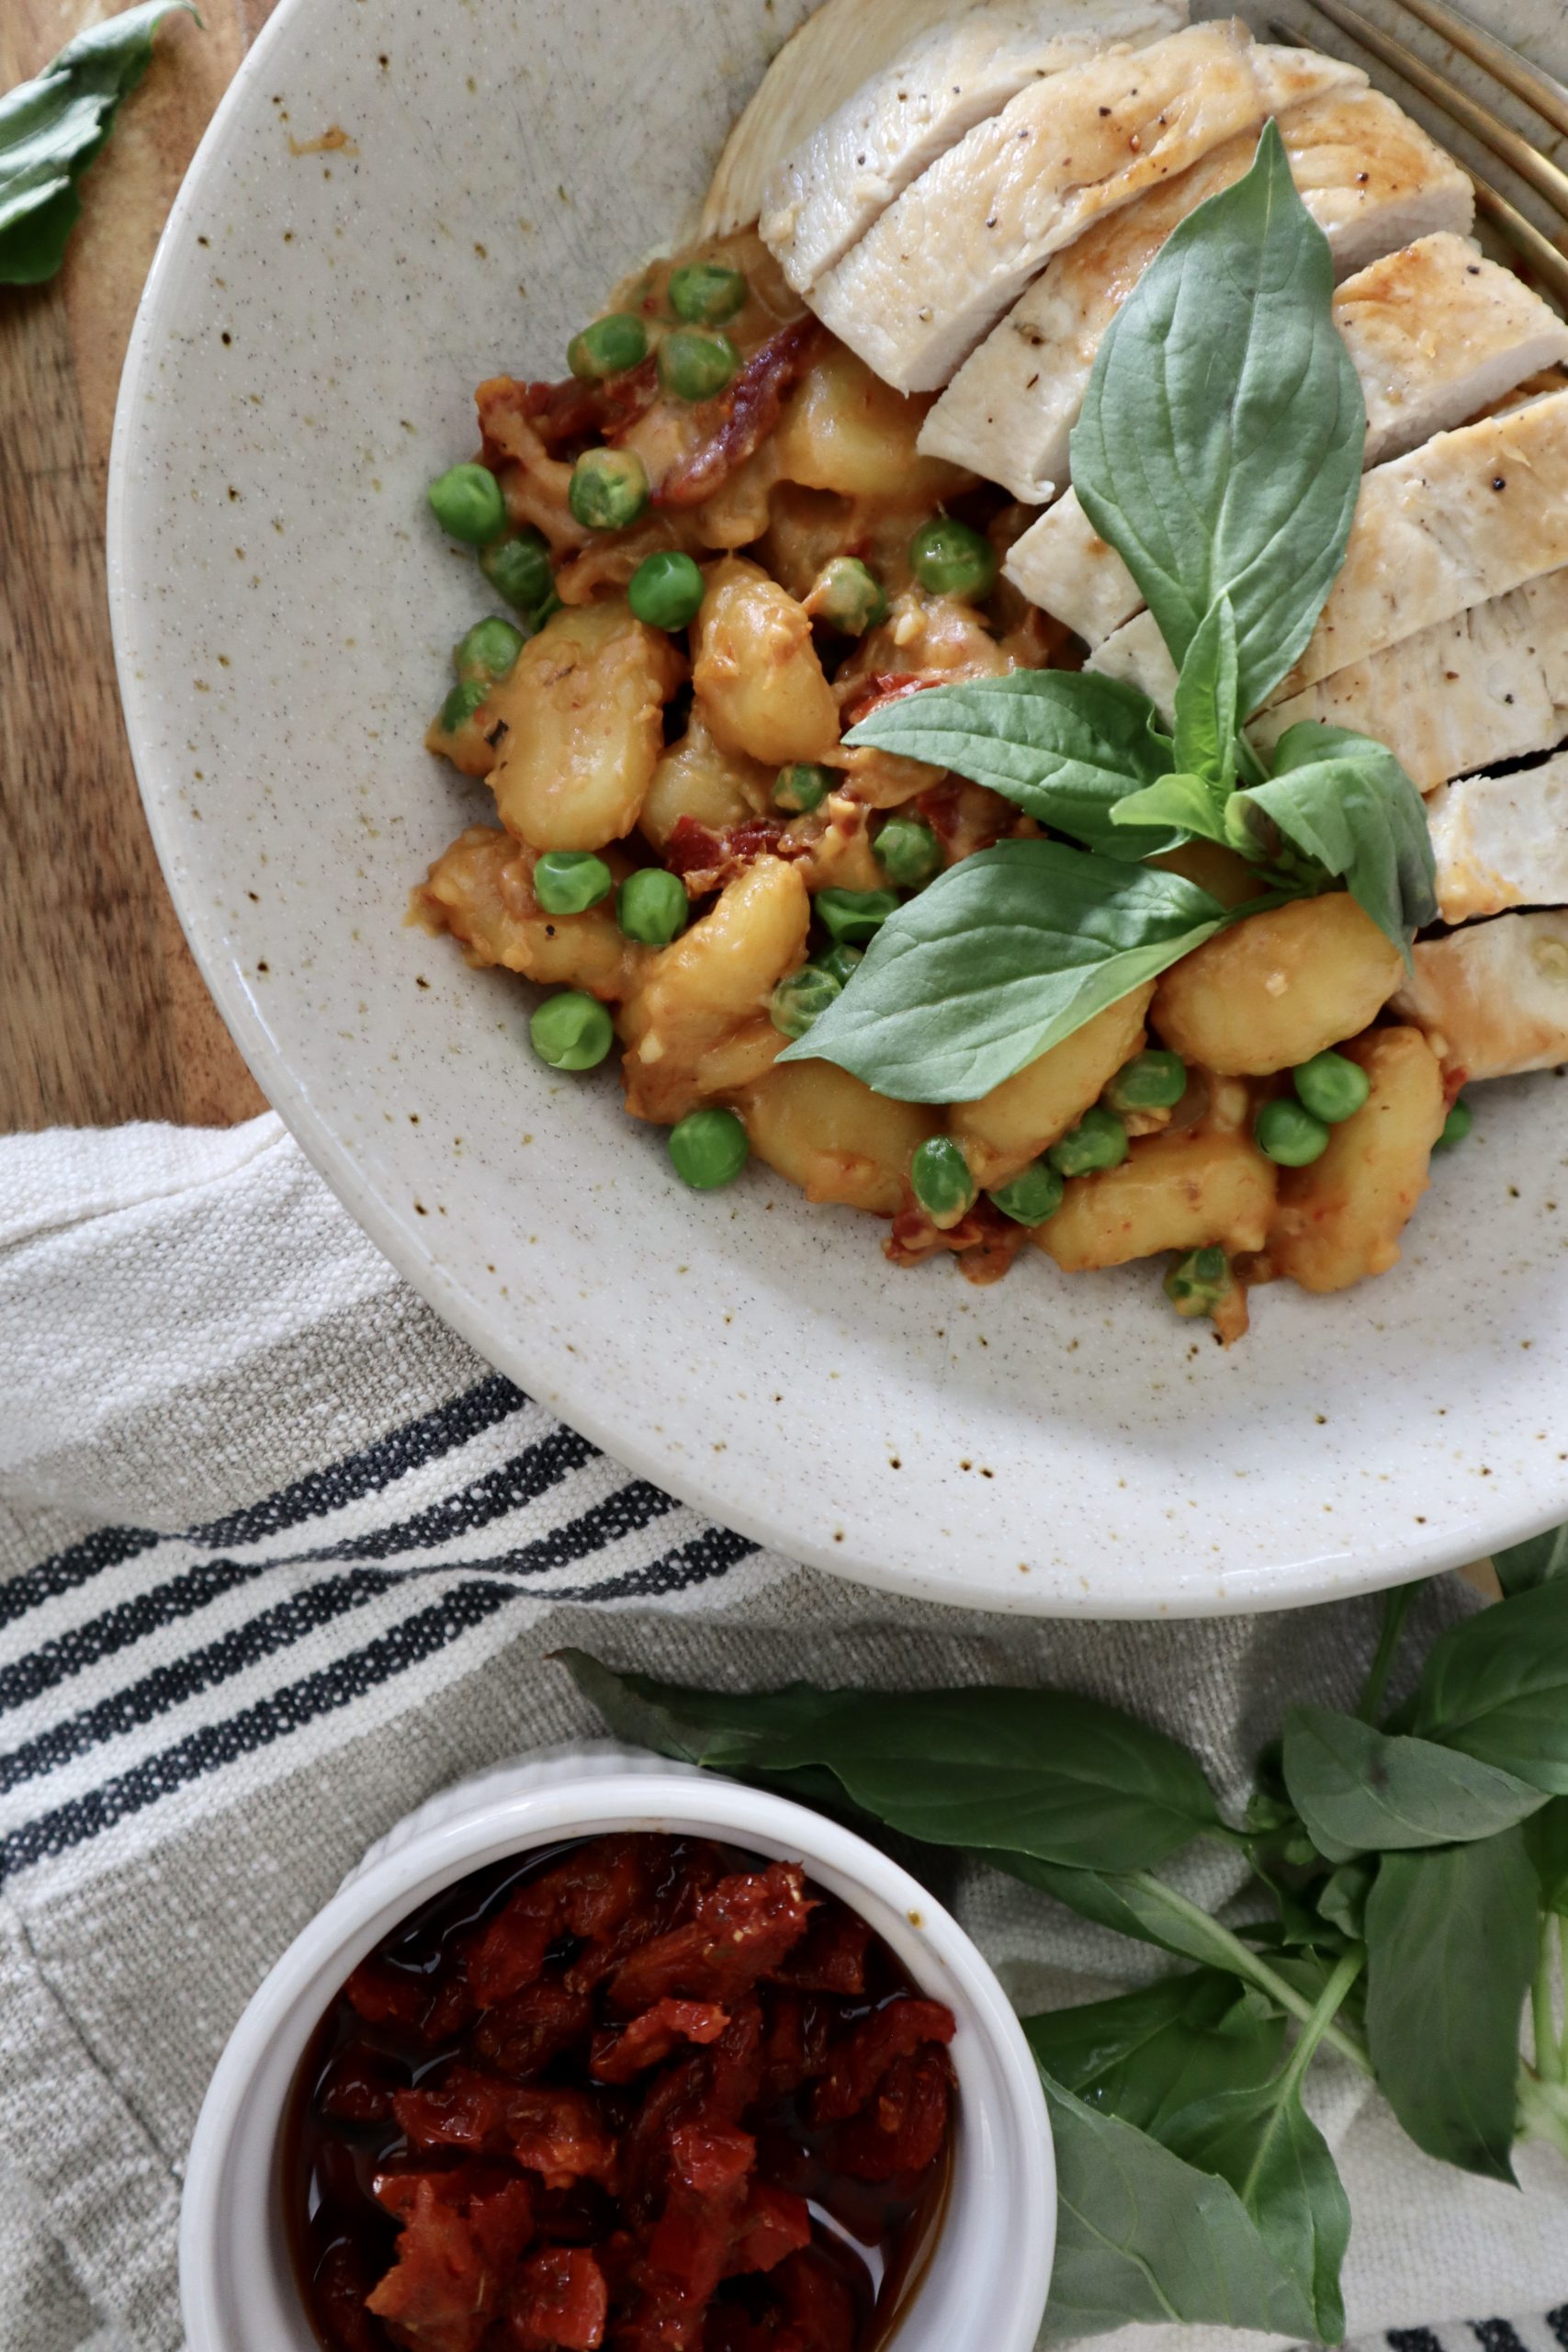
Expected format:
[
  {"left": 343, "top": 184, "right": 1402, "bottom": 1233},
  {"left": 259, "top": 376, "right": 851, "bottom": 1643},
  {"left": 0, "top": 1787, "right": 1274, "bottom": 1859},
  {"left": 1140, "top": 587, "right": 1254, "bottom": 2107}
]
[{"left": 108, "top": 0, "right": 1568, "bottom": 1614}]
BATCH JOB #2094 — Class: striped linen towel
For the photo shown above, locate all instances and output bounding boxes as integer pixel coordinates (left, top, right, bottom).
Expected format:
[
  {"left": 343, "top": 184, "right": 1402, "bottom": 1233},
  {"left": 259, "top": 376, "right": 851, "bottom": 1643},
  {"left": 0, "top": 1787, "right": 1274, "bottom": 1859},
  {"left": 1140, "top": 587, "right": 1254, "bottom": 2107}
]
[{"left": 0, "top": 1113, "right": 1562, "bottom": 2352}]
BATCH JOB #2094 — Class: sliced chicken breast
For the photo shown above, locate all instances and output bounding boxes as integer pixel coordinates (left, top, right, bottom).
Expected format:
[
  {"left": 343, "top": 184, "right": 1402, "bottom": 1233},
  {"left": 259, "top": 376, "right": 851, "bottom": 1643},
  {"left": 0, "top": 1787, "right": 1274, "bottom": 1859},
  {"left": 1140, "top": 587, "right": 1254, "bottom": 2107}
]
[
  {"left": 800, "top": 24, "right": 1363, "bottom": 393},
  {"left": 920, "top": 87, "right": 1471, "bottom": 500},
  {"left": 1009, "top": 238, "right": 1568, "bottom": 643},
  {"left": 1249, "top": 571, "right": 1568, "bottom": 792},
  {"left": 1091, "top": 389, "right": 1568, "bottom": 711},
  {"left": 1427, "top": 752, "right": 1568, "bottom": 924},
  {"left": 1391, "top": 910, "right": 1568, "bottom": 1079},
  {"left": 759, "top": 0, "right": 1189, "bottom": 294}
]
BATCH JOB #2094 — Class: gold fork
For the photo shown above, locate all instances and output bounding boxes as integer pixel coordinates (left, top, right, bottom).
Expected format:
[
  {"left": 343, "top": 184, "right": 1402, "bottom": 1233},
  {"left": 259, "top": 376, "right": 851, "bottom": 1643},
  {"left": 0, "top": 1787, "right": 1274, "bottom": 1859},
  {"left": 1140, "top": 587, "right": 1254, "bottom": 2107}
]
[{"left": 1268, "top": 0, "right": 1568, "bottom": 305}]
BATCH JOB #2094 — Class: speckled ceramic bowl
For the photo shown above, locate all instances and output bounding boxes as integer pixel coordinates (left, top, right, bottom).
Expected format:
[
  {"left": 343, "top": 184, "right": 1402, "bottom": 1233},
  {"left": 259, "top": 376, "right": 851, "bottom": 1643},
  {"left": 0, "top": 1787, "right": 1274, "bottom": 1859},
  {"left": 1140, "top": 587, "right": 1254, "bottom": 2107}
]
[{"left": 109, "top": 0, "right": 1568, "bottom": 1615}]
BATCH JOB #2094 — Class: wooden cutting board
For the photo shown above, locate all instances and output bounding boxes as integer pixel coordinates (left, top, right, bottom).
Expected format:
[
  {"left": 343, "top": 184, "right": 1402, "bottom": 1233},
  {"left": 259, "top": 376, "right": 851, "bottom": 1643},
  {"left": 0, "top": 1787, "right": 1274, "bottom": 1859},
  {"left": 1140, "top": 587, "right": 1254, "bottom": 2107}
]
[{"left": 0, "top": 0, "right": 275, "bottom": 1129}]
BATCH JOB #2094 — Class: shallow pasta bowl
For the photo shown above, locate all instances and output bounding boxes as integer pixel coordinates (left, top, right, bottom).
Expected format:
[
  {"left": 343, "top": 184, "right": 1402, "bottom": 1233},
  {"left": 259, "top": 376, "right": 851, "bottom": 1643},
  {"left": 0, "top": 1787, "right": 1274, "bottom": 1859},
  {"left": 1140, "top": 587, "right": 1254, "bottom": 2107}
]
[{"left": 108, "top": 0, "right": 1568, "bottom": 1616}]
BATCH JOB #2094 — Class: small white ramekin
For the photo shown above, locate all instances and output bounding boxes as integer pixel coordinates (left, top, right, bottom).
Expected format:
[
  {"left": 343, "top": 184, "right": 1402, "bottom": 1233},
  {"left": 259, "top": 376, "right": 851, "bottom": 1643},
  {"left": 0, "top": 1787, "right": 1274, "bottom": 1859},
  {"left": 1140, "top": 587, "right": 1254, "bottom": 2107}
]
[{"left": 180, "top": 1742, "right": 1054, "bottom": 2352}]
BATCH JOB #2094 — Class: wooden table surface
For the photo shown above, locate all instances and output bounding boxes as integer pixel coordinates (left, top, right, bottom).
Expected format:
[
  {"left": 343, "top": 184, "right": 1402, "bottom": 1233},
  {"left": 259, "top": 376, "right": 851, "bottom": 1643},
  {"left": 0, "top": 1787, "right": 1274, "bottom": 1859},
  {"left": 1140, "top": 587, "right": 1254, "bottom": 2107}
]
[{"left": 0, "top": 0, "right": 274, "bottom": 1131}]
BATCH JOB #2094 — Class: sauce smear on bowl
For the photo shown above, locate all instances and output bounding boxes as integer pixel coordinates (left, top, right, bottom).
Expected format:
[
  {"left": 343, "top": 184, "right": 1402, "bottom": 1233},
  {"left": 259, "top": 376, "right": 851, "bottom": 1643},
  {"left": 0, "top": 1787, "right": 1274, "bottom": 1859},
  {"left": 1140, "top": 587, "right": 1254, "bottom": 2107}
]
[{"left": 284, "top": 1833, "right": 955, "bottom": 2351}]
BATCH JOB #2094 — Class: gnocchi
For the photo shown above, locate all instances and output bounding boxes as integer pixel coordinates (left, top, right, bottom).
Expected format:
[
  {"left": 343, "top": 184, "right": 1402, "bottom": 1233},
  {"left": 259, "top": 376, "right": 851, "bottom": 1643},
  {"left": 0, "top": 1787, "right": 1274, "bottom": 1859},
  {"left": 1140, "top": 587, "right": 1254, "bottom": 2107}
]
[
  {"left": 1268, "top": 1028, "right": 1447, "bottom": 1293},
  {"left": 1151, "top": 895, "right": 1404, "bottom": 1077},
  {"left": 487, "top": 603, "right": 685, "bottom": 852}
]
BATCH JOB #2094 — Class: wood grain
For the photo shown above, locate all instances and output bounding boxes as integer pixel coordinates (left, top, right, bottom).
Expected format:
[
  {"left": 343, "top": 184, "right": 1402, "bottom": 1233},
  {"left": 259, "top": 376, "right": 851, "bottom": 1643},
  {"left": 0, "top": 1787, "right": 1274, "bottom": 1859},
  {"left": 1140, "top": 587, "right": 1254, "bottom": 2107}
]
[{"left": 0, "top": 0, "right": 276, "bottom": 1131}]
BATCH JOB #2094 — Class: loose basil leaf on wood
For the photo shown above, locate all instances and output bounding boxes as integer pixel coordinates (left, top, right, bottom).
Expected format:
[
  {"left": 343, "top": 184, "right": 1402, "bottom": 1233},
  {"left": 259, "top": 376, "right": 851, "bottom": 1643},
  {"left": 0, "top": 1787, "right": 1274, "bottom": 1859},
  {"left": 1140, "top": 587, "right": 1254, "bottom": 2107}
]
[
  {"left": 780, "top": 840, "right": 1227, "bottom": 1102},
  {"left": 1281, "top": 1705, "right": 1547, "bottom": 1863},
  {"left": 560, "top": 1656, "right": 1221, "bottom": 1871},
  {"left": 1407, "top": 1580, "right": 1568, "bottom": 1792},
  {"left": 1172, "top": 595, "right": 1241, "bottom": 792},
  {"left": 1160, "top": 2075, "right": 1350, "bottom": 2341},
  {"left": 843, "top": 671, "right": 1179, "bottom": 859},
  {"left": 1225, "top": 722, "right": 1437, "bottom": 961},
  {"left": 0, "top": 0, "right": 197, "bottom": 284},
  {"left": 1024, "top": 1970, "right": 1284, "bottom": 2138},
  {"left": 1525, "top": 1797, "right": 1568, "bottom": 1913},
  {"left": 1070, "top": 119, "right": 1364, "bottom": 716},
  {"left": 1039, "top": 2074, "right": 1318, "bottom": 2336},
  {"left": 1494, "top": 1523, "right": 1568, "bottom": 1597},
  {"left": 1363, "top": 1831, "right": 1538, "bottom": 2179}
]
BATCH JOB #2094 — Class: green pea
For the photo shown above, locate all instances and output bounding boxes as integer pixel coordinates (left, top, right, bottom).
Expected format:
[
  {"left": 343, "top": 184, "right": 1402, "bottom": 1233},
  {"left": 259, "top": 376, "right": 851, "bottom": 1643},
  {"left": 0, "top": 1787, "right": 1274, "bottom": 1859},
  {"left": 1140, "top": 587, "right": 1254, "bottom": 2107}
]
[
  {"left": 771, "top": 965, "right": 841, "bottom": 1040},
  {"left": 669, "top": 262, "right": 748, "bottom": 325},
  {"left": 774, "top": 763, "right": 834, "bottom": 815},
  {"left": 1165, "top": 1247, "right": 1234, "bottom": 1320},
  {"left": 908, "top": 515, "right": 998, "bottom": 601},
  {"left": 987, "top": 1160, "right": 1065, "bottom": 1227},
  {"left": 812, "top": 944, "right": 863, "bottom": 987},
  {"left": 427, "top": 462, "right": 507, "bottom": 546},
  {"left": 533, "top": 852, "right": 613, "bottom": 916},
  {"left": 569, "top": 447, "right": 650, "bottom": 533},
  {"left": 1256, "top": 1097, "right": 1330, "bottom": 1167},
  {"left": 816, "top": 888, "right": 899, "bottom": 947},
  {"left": 1048, "top": 1106, "right": 1129, "bottom": 1178},
  {"left": 874, "top": 816, "right": 942, "bottom": 890},
  {"left": 659, "top": 330, "right": 740, "bottom": 403},
  {"left": 1104, "top": 1050, "right": 1187, "bottom": 1114},
  {"left": 438, "top": 677, "right": 490, "bottom": 734},
  {"left": 628, "top": 550, "right": 705, "bottom": 631},
  {"left": 811, "top": 557, "right": 887, "bottom": 636},
  {"left": 480, "top": 528, "right": 554, "bottom": 615},
  {"left": 617, "top": 867, "right": 689, "bottom": 946},
  {"left": 1292, "top": 1049, "right": 1370, "bottom": 1125},
  {"left": 910, "top": 1136, "right": 976, "bottom": 1225},
  {"left": 1436, "top": 1096, "right": 1472, "bottom": 1149},
  {"left": 530, "top": 990, "right": 613, "bottom": 1071},
  {"left": 669, "top": 1107, "right": 750, "bottom": 1190},
  {"left": 455, "top": 616, "right": 525, "bottom": 685},
  {"left": 568, "top": 312, "right": 649, "bottom": 381}
]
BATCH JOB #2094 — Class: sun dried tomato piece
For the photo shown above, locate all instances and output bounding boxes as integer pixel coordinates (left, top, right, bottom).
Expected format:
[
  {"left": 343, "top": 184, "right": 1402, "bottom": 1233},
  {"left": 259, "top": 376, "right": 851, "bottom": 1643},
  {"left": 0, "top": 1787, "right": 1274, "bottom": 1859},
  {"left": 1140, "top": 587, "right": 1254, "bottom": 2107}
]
[
  {"left": 722, "top": 2185, "right": 811, "bottom": 2280},
  {"left": 474, "top": 1976, "right": 595, "bottom": 2080},
  {"left": 811, "top": 2000, "right": 956, "bottom": 2125},
  {"left": 755, "top": 1993, "right": 832, "bottom": 2103},
  {"left": 395, "top": 2068, "right": 510, "bottom": 2154},
  {"left": 772, "top": 1906, "right": 872, "bottom": 1998},
  {"left": 473, "top": 1840, "right": 667, "bottom": 2008},
  {"left": 609, "top": 1866, "right": 813, "bottom": 2013},
  {"left": 346, "top": 1956, "right": 475, "bottom": 2044},
  {"left": 467, "top": 1893, "right": 557, "bottom": 2007},
  {"left": 367, "top": 2168, "right": 534, "bottom": 2352},
  {"left": 504, "top": 2086, "right": 619, "bottom": 2191},
  {"left": 705, "top": 1997, "right": 766, "bottom": 2123},
  {"left": 505, "top": 2245, "right": 609, "bottom": 2350},
  {"left": 826, "top": 2046, "right": 953, "bottom": 2182},
  {"left": 774, "top": 2248, "right": 859, "bottom": 2352},
  {"left": 310, "top": 2238, "right": 383, "bottom": 2352},
  {"left": 660, "top": 816, "right": 809, "bottom": 896},
  {"left": 319, "top": 2045, "right": 401, "bottom": 2123},
  {"left": 836, "top": 672, "right": 947, "bottom": 733},
  {"left": 591, "top": 1999, "right": 730, "bottom": 2084},
  {"left": 624, "top": 2122, "right": 757, "bottom": 2348},
  {"left": 654, "top": 318, "right": 822, "bottom": 509},
  {"left": 620, "top": 2052, "right": 712, "bottom": 2225}
]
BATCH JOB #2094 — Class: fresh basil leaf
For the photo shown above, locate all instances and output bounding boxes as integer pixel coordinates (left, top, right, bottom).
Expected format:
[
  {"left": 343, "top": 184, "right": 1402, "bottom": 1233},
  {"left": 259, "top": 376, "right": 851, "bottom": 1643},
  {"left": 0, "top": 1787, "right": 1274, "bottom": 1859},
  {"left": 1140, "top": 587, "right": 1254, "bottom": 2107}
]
[
  {"left": 1494, "top": 1523, "right": 1568, "bottom": 1597},
  {"left": 1070, "top": 119, "right": 1363, "bottom": 715},
  {"left": 1172, "top": 595, "right": 1240, "bottom": 790},
  {"left": 779, "top": 840, "right": 1227, "bottom": 1102},
  {"left": 1111, "top": 771, "right": 1228, "bottom": 846},
  {"left": 998, "top": 1854, "right": 1294, "bottom": 1992},
  {"left": 1525, "top": 1797, "right": 1568, "bottom": 1914},
  {"left": 1407, "top": 1580, "right": 1568, "bottom": 1792},
  {"left": 1024, "top": 1971, "right": 1284, "bottom": 2137},
  {"left": 1316, "top": 1860, "right": 1373, "bottom": 1942},
  {"left": 1281, "top": 1705, "right": 1547, "bottom": 1864},
  {"left": 559, "top": 1656, "right": 1221, "bottom": 1871},
  {"left": 0, "top": 1, "right": 197, "bottom": 285},
  {"left": 1039, "top": 2073, "right": 1318, "bottom": 2336},
  {"left": 843, "top": 671, "right": 1179, "bottom": 859},
  {"left": 1363, "top": 1832, "right": 1538, "bottom": 2179},
  {"left": 1226, "top": 722, "right": 1437, "bottom": 962},
  {"left": 1160, "top": 2075, "right": 1350, "bottom": 2340}
]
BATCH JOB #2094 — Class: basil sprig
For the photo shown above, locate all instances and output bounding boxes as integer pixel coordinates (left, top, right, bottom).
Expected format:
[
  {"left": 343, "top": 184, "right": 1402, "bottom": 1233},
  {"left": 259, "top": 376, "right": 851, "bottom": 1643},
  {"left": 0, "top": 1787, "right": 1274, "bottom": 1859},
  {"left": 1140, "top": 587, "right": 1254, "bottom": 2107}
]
[
  {"left": 798, "top": 123, "right": 1436, "bottom": 1103},
  {"left": 566, "top": 1566, "right": 1568, "bottom": 2336},
  {"left": 0, "top": 1, "right": 197, "bottom": 286}
]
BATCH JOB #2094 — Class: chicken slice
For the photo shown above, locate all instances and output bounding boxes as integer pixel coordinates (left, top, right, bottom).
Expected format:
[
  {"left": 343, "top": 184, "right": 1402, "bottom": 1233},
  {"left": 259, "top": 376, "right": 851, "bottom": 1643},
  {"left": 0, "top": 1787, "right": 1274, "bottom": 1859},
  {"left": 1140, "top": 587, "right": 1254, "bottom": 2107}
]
[
  {"left": 1249, "top": 571, "right": 1568, "bottom": 792},
  {"left": 1391, "top": 910, "right": 1568, "bottom": 1079},
  {"left": 800, "top": 24, "right": 1362, "bottom": 392},
  {"left": 759, "top": 0, "right": 1189, "bottom": 295},
  {"left": 1009, "top": 236, "right": 1568, "bottom": 644},
  {"left": 921, "top": 87, "right": 1471, "bottom": 501},
  {"left": 1427, "top": 751, "right": 1568, "bottom": 925},
  {"left": 1090, "top": 388, "right": 1568, "bottom": 711}
]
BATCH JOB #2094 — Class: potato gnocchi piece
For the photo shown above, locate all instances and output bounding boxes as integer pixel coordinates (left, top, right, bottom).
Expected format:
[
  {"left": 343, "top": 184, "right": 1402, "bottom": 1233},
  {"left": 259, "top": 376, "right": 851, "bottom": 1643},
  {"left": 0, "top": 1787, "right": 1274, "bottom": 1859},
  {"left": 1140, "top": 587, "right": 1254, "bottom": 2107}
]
[
  {"left": 1152, "top": 894, "right": 1404, "bottom": 1077},
  {"left": 640, "top": 710, "right": 774, "bottom": 854},
  {"left": 773, "top": 344, "right": 971, "bottom": 504},
  {"left": 621, "top": 857, "right": 811, "bottom": 1124},
  {"left": 414, "top": 826, "right": 646, "bottom": 999},
  {"left": 738, "top": 1060, "right": 940, "bottom": 1217},
  {"left": 1037, "top": 1123, "right": 1279, "bottom": 1273},
  {"left": 1269, "top": 1027, "right": 1446, "bottom": 1294},
  {"left": 486, "top": 603, "right": 685, "bottom": 853},
  {"left": 951, "top": 990, "right": 1153, "bottom": 1190},
  {"left": 692, "top": 558, "right": 840, "bottom": 767}
]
